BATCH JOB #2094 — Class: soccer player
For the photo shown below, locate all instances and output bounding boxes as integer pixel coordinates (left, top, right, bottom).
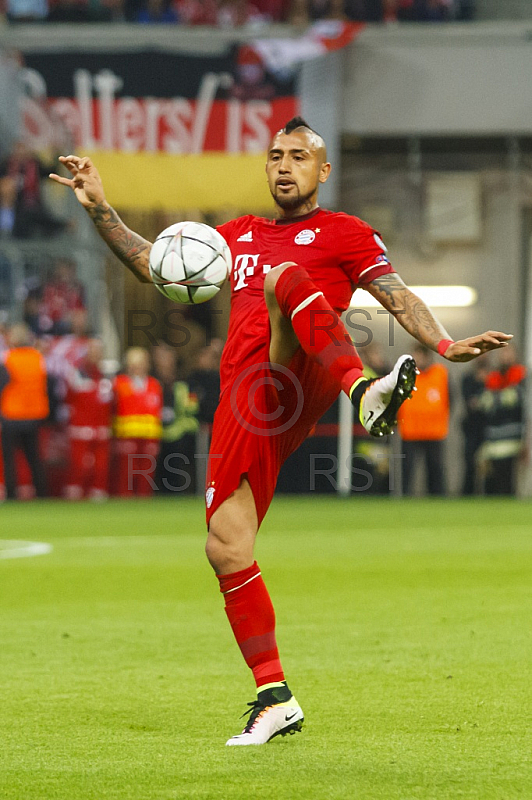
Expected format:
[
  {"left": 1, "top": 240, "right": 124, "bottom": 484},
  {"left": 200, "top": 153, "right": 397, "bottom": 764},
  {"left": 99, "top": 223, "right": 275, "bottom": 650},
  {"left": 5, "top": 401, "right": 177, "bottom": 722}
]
[{"left": 50, "top": 117, "right": 511, "bottom": 745}]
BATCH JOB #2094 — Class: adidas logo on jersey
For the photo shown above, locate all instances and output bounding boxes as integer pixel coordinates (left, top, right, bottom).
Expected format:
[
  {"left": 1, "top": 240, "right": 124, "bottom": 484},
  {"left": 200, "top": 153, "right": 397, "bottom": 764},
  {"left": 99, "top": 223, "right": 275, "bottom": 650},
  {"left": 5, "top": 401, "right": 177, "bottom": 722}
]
[{"left": 237, "top": 231, "right": 253, "bottom": 242}]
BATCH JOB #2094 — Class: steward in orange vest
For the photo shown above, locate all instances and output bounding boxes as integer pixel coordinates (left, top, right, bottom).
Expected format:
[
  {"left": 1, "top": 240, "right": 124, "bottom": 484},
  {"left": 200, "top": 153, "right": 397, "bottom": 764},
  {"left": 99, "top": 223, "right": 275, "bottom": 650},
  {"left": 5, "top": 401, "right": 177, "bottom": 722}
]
[
  {"left": 112, "top": 347, "right": 163, "bottom": 497},
  {"left": 398, "top": 346, "right": 450, "bottom": 495},
  {"left": 114, "top": 373, "right": 163, "bottom": 440},
  {"left": 398, "top": 364, "right": 450, "bottom": 441},
  {"left": 0, "top": 323, "right": 49, "bottom": 499}
]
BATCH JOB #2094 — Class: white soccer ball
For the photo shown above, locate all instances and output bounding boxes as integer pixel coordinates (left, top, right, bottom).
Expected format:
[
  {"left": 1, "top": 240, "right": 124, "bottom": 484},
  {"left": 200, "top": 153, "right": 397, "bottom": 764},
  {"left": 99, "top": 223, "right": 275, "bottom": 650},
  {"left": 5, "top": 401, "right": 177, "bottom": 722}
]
[{"left": 149, "top": 221, "right": 232, "bottom": 305}]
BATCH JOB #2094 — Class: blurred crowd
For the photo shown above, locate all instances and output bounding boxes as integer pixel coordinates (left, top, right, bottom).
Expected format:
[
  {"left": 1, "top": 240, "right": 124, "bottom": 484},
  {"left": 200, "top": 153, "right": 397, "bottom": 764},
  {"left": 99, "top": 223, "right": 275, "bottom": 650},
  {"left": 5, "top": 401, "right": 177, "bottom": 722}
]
[
  {"left": 364, "top": 341, "right": 527, "bottom": 497},
  {"left": 0, "top": 297, "right": 527, "bottom": 499},
  {"left": 0, "top": 308, "right": 224, "bottom": 500},
  {"left": 0, "top": 141, "right": 68, "bottom": 241},
  {"left": 0, "top": 135, "right": 226, "bottom": 502},
  {"left": 1, "top": 0, "right": 476, "bottom": 24},
  {"left": 0, "top": 133, "right": 524, "bottom": 502}
]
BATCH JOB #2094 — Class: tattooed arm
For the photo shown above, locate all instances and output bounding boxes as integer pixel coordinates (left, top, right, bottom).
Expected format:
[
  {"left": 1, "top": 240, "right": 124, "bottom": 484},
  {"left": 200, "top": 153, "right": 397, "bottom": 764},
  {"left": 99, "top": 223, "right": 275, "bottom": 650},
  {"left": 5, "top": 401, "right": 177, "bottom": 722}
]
[
  {"left": 49, "top": 155, "right": 152, "bottom": 283},
  {"left": 85, "top": 203, "right": 152, "bottom": 283},
  {"left": 366, "top": 273, "right": 449, "bottom": 346},
  {"left": 366, "top": 272, "right": 512, "bottom": 362}
]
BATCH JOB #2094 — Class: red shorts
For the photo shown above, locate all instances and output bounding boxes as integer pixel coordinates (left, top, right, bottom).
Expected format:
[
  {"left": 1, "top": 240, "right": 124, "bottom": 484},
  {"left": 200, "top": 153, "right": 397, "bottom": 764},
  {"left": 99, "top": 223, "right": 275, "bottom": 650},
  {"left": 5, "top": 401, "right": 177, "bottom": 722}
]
[{"left": 206, "top": 346, "right": 340, "bottom": 528}]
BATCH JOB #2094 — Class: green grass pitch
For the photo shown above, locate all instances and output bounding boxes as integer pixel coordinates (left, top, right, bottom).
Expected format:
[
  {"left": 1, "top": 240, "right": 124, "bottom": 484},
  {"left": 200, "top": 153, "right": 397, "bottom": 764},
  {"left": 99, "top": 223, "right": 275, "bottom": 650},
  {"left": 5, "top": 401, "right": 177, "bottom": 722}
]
[{"left": 1, "top": 497, "right": 531, "bottom": 800}]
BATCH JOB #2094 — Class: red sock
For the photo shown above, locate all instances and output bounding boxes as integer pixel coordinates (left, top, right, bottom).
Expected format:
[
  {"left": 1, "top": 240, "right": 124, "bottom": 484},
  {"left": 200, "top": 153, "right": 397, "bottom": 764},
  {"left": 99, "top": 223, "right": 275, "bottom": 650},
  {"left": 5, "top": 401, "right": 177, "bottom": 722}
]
[
  {"left": 217, "top": 562, "right": 285, "bottom": 688},
  {"left": 274, "top": 265, "right": 364, "bottom": 396}
]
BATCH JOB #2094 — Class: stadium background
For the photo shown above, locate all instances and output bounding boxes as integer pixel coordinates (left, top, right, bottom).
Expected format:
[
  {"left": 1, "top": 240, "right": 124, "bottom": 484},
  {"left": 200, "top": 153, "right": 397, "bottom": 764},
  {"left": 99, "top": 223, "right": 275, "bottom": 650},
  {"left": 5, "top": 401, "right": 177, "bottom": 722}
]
[
  {"left": 2, "top": 5, "right": 532, "bottom": 496},
  {"left": 1, "top": 4, "right": 531, "bottom": 799}
]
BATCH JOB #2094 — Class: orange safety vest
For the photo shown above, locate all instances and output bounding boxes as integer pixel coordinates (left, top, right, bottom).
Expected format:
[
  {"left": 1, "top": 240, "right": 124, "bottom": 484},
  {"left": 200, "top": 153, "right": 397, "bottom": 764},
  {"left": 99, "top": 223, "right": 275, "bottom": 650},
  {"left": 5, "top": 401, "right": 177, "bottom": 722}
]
[
  {"left": 398, "top": 363, "right": 449, "bottom": 441},
  {"left": 113, "top": 374, "right": 163, "bottom": 439},
  {"left": 0, "top": 347, "right": 49, "bottom": 421}
]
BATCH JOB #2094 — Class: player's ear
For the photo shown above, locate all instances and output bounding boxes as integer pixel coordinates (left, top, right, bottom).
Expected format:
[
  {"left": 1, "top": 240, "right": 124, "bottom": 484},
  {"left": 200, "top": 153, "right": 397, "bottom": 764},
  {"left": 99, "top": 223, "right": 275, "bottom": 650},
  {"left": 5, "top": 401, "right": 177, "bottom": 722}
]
[{"left": 319, "top": 162, "right": 331, "bottom": 184}]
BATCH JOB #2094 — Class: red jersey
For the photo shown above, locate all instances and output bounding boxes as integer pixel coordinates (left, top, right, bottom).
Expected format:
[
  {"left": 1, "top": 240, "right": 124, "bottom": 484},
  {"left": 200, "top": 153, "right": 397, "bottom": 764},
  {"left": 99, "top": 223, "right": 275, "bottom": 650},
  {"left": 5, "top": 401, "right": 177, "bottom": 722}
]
[
  {"left": 65, "top": 366, "right": 113, "bottom": 437},
  {"left": 46, "top": 335, "right": 89, "bottom": 380},
  {"left": 41, "top": 282, "right": 85, "bottom": 325},
  {"left": 217, "top": 208, "right": 394, "bottom": 395}
]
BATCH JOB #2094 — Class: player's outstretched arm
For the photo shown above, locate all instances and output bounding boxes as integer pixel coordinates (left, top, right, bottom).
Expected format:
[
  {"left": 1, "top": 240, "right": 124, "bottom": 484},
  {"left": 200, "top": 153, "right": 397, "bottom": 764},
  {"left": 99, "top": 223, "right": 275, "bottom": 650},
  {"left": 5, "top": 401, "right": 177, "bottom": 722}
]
[
  {"left": 366, "top": 272, "right": 512, "bottom": 361},
  {"left": 49, "top": 155, "right": 152, "bottom": 283}
]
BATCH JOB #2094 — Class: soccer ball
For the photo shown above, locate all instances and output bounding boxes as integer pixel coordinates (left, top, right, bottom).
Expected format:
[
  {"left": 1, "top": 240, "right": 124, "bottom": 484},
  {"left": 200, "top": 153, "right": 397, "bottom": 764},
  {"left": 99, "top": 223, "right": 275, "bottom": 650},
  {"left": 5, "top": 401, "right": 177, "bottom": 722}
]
[{"left": 149, "top": 221, "right": 232, "bottom": 304}]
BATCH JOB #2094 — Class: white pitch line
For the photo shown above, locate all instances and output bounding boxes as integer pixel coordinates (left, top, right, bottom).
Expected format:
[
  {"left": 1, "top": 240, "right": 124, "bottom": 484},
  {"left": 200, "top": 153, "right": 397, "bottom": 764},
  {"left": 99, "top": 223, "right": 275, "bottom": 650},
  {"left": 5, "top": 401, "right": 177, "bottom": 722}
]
[
  {"left": 0, "top": 540, "right": 53, "bottom": 560},
  {"left": 59, "top": 534, "right": 189, "bottom": 546}
]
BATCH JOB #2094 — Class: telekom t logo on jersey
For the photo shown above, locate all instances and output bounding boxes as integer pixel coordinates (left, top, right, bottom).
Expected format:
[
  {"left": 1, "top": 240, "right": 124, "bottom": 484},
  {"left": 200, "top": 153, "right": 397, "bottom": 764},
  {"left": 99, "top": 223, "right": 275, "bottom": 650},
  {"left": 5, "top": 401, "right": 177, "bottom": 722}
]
[{"left": 233, "top": 254, "right": 272, "bottom": 291}]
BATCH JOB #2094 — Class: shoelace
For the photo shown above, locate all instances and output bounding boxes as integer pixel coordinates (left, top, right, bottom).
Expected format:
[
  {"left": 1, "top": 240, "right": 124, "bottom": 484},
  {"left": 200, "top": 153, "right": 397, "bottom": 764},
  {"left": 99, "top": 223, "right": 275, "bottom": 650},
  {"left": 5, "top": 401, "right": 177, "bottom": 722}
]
[{"left": 240, "top": 700, "right": 269, "bottom": 733}]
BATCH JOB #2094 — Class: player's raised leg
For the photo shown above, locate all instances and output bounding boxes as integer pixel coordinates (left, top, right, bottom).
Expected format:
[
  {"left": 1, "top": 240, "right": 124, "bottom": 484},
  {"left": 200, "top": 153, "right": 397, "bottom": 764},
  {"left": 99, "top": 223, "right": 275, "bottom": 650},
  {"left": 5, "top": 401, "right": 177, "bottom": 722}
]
[
  {"left": 264, "top": 262, "right": 417, "bottom": 437},
  {"left": 206, "top": 478, "right": 304, "bottom": 745}
]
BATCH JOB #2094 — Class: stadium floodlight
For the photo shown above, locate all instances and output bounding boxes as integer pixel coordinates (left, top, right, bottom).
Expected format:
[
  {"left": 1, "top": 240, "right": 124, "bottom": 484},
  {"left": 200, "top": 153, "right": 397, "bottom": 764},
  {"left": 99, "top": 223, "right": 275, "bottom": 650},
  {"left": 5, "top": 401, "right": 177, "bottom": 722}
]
[{"left": 351, "top": 285, "right": 477, "bottom": 308}]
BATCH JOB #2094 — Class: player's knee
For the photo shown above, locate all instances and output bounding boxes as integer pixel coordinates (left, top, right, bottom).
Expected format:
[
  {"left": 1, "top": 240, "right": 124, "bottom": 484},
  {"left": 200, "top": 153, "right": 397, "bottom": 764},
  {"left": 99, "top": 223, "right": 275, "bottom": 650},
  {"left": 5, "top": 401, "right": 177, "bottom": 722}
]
[
  {"left": 204, "top": 533, "right": 220, "bottom": 569},
  {"left": 205, "top": 524, "right": 253, "bottom": 573},
  {"left": 263, "top": 262, "right": 298, "bottom": 298},
  {"left": 205, "top": 526, "right": 236, "bottom": 571}
]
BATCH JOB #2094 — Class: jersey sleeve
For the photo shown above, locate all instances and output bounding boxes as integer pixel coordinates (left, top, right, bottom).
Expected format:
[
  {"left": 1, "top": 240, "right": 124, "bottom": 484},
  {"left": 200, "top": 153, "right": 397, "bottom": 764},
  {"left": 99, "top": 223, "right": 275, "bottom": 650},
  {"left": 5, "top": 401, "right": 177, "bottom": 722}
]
[
  {"left": 216, "top": 215, "right": 254, "bottom": 246},
  {"left": 339, "top": 217, "right": 395, "bottom": 286},
  {"left": 216, "top": 219, "right": 237, "bottom": 242}
]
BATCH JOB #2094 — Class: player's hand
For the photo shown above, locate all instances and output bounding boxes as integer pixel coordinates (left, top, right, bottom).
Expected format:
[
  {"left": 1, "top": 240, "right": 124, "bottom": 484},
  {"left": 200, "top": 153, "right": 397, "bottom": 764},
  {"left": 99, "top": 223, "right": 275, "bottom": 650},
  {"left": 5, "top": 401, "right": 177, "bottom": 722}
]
[
  {"left": 443, "top": 331, "right": 513, "bottom": 362},
  {"left": 49, "top": 156, "right": 107, "bottom": 210}
]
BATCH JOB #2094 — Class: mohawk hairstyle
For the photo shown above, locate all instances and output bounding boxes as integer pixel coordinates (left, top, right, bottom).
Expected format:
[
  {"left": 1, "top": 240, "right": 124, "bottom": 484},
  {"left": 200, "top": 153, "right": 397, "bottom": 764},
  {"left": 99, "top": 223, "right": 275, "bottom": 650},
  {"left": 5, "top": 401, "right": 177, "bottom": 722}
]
[{"left": 283, "top": 116, "right": 321, "bottom": 137}]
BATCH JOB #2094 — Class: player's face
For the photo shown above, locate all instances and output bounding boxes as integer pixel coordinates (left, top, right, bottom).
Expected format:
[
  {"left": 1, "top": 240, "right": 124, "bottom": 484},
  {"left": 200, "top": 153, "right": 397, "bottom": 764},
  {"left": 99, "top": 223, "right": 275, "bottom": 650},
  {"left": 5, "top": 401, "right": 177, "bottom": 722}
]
[{"left": 266, "top": 130, "right": 331, "bottom": 215}]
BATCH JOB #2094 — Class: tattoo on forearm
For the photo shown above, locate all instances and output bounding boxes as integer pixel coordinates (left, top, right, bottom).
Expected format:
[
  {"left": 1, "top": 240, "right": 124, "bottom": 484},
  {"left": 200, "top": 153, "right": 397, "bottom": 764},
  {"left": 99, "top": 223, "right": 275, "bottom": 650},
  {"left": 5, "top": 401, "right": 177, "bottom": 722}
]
[
  {"left": 89, "top": 203, "right": 152, "bottom": 283},
  {"left": 368, "top": 274, "right": 450, "bottom": 349}
]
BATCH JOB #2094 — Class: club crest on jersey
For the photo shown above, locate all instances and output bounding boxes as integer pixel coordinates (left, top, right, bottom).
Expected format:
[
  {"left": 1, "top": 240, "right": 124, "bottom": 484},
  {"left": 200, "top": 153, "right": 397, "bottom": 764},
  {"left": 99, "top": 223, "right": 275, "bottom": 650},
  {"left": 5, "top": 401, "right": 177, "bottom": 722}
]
[
  {"left": 294, "top": 229, "right": 316, "bottom": 245},
  {"left": 206, "top": 486, "right": 215, "bottom": 508}
]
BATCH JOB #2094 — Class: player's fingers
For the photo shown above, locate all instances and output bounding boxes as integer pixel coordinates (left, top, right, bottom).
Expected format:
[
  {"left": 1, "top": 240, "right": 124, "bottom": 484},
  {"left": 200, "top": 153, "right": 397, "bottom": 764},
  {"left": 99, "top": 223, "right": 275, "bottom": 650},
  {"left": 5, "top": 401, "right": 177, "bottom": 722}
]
[
  {"left": 478, "top": 335, "right": 508, "bottom": 347},
  {"left": 59, "top": 154, "right": 83, "bottom": 165},
  {"left": 58, "top": 156, "right": 79, "bottom": 170},
  {"left": 48, "top": 173, "right": 75, "bottom": 187},
  {"left": 57, "top": 158, "right": 81, "bottom": 176},
  {"left": 476, "top": 335, "right": 510, "bottom": 346},
  {"left": 58, "top": 155, "right": 93, "bottom": 175},
  {"left": 62, "top": 155, "right": 92, "bottom": 172},
  {"left": 464, "top": 334, "right": 509, "bottom": 349},
  {"left": 453, "top": 339, "right": 509, "bottom": 360},
  {"left": 485, "top": 331, "right": 513, "bottom": 340}
]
